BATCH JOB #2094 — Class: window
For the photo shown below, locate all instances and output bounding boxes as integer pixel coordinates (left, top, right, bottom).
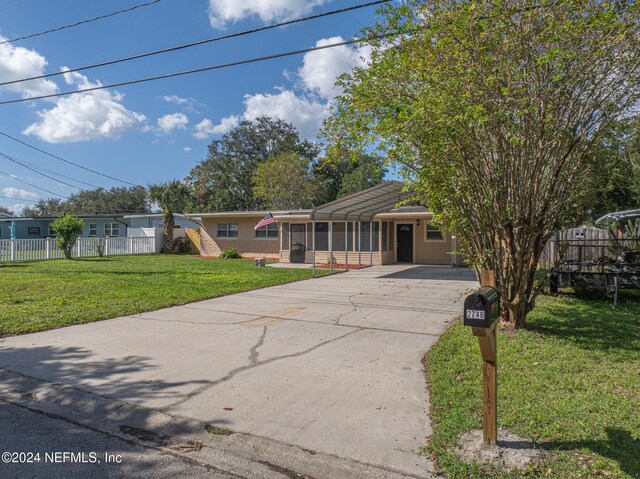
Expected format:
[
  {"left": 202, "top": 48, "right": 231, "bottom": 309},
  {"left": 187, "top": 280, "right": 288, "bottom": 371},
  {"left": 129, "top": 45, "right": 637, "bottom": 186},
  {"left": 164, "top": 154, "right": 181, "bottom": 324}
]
[
  {"left": 104, "top": 223, "right": 120, "bottom": 237},
  {"left": 255, "top": 222, "right": 278, "bottom": 238},
  {"left": 217, "top": 222, "right": 238, "bottom": 238},
  {"left": 28, "top": 227, "right": 40, "bottom": 236},
  {"left": 48, "top": 224, "right": 55, "bottom": 236},
  {"left": 314, "top": 222, "right": 329, "bottom": 251},
  {"left": 281, "top": 223, "right": 290, "bottom": 249},
  {"left": 382, "top": 222, "right": 389, "bottom": 251},
  {"left": 425, "top": 223, "right": 444, "bottom": 241},
  {"left": 89, "top": 223, "right": 97, "bottom": 236}
]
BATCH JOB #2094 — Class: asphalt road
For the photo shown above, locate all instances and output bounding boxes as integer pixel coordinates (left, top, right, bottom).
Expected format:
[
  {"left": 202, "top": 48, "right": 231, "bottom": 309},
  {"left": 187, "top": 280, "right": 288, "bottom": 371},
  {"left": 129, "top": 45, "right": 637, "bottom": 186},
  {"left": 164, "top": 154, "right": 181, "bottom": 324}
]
[{"left": 0, "top": 401, "right": 239, "bottom": 479}]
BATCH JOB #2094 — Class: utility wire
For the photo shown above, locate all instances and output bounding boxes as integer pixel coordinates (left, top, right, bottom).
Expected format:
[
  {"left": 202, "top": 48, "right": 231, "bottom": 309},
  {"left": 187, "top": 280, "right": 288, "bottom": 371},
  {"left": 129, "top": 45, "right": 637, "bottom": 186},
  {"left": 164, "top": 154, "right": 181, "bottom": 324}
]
[
  {"left": 0, "top": 194, "right": 37, "bottom": 202},
  {"left": 0, "top": 0, "right": 389, "bottom": 86},
  {"left": 0, "top": 151, "right": 85, "bottom": 191},
  {"left": 0, "top": 131, "right": 138, "bottom": 186},
  {"left": 0, "top": 35, "right": 390, "bottom": 106},
  {"left": 0, "top": 165, "right": 71, "bottom": 199},
  {"left": 5, "top": 156, "right": 100, "bottom": 188},
  {"left": 0, "top": 0, "right": 162, "bottom": 45}
]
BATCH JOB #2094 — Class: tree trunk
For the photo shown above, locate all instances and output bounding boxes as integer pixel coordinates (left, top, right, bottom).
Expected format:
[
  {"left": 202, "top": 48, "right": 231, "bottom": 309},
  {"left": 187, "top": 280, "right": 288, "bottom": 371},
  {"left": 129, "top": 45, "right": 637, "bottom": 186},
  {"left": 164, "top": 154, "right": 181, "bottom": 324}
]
[{"left": 163, "top": 212, "right": 175, "bottom": 253}]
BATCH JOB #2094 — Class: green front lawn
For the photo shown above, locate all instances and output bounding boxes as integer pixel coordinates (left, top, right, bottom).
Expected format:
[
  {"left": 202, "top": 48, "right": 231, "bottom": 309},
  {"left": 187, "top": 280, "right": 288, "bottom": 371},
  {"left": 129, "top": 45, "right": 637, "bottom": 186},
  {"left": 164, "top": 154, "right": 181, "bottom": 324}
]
[
  {"left": 0, "top": 255, "right": 323, "bottom": 336},
  {"left": 425, "top": 289, "right": 640, "bottom": 478}
]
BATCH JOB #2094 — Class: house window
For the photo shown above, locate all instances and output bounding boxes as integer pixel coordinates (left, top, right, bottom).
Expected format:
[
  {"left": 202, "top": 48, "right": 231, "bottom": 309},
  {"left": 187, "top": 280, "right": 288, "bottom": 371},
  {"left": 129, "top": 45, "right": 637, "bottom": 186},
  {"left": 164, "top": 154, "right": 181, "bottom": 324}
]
[
  {"left": 89, "top": 223, "right": 97, "bottom": 236},
  {"left": 425, "top": 223, "right": 444, "bottom": 241},
  {"left": 382, "top": 222, "right": 389, "bottom": 251},
  {"left": 255, "top": 222, "right": 278, "bottom": 238},
  {"left": 104, "top": 223, "right": 120, "bottom": 237},
  {"left": 48, "top": 224, "right": 55, "bottom": 236},
  {"left": 217, "top": 222, "right": 238, "bottom": 238},
  {"left": 28, "top": 227, "right": 40, "bottom": 236}
]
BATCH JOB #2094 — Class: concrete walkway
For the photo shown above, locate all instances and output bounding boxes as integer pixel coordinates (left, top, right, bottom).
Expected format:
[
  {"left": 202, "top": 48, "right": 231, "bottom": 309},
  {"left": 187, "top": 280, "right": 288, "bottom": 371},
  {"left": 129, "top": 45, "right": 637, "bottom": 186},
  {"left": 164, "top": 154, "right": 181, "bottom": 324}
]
[{"left": 0, "top": 264, "right": 477, "bottom": 478}]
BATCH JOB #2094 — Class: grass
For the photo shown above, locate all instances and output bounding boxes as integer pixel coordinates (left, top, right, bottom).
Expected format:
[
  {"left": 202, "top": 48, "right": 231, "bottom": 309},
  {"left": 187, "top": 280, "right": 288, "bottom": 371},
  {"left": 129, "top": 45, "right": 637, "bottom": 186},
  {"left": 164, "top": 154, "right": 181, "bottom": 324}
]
[
  {"left": 425, "top": 288, "right": 640, "bottom": 479},
  {"left": 0, "top": 255, "right": 325, "bottom": 337}
]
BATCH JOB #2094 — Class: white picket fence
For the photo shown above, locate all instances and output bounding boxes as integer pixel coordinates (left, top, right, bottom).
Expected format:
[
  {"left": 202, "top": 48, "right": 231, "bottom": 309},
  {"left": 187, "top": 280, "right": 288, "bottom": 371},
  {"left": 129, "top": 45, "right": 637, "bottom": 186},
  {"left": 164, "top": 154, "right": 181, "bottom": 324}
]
[{"left": 0, "top": 236, "right": 157, "bottom": 263}]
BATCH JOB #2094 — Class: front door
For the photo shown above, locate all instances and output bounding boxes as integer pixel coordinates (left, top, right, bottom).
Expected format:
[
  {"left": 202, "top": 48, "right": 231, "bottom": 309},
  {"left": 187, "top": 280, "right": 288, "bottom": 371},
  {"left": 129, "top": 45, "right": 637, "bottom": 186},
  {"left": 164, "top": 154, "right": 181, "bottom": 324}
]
[
  {"left": 290, "top": 224, "right": 306, "bottom": 263},
  {"left": 396, "top": 224, "right": 413, "bottom": 263}
]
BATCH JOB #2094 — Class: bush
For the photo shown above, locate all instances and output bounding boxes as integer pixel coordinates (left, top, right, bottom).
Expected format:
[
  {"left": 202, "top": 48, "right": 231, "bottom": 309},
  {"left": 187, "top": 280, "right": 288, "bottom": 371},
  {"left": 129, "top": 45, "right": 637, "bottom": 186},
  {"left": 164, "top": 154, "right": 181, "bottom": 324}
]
[
  {"left": 174, "top": 236, "right": 191, "bottom": 254},
  {"left": 50, "top": 215, "right": 85, "bottom": 259},
  {"left": 219, "top": 248, "right": 241, "bottom": 259}
]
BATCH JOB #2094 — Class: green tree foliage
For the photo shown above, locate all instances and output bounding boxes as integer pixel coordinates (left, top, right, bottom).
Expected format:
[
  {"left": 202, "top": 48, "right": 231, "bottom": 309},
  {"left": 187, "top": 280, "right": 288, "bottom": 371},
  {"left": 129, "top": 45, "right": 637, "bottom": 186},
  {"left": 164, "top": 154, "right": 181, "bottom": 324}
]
[
  {"left": 582, "top": 120, "right": 640, "bottom": 222},
  {"left": 21, "top": 187, "right": 149, "bottom": 217},
  {"left": 148, "top": 180, "right": 193, "bottom": 253},
  {"left": 22, "top": 198, "right": 65, "bottom": 217},
  {"left": 314, "top": 147, "right": 387, "bottom": 204},
  {"left": 64, "top": 186, "right": 149, "bottom": 215},
  {"left": 50, "top": 215, "right": 84, "bottom": 259},
  {"left": 253, "top": 152, "right": 320, "bottom": 209},
  {"left": 0, "top": 206, "right": 14, "bottom": 216},
  {"left": 324, "top": 0, "right": 640, "bottom": 327},
  {"left": 187, "top": 117, "right": 320, "bottom": 212}
]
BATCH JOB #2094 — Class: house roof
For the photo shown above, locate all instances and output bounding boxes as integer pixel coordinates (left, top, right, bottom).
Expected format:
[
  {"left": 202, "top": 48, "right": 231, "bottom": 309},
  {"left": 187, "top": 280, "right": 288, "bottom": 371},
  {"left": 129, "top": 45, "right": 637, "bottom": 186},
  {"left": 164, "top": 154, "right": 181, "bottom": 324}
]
[
  {"left": 0, "top": 214, "right": 127, "bottom": 222},
  {"left": 188, "top": 210, "right": 312, "bottom": 218},
  {"left": 310, "top": 181, "right": 410, "bottom": 222}
]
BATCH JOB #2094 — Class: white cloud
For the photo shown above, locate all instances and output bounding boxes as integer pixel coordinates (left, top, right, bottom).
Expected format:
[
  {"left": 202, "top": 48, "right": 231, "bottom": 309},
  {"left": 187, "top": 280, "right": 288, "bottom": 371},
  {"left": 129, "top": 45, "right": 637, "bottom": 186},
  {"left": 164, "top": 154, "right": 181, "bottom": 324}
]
[
  {"left": 183, "top": 146, "right": 192, "bottom": 152},
  {"left": 9, "top": 203, "right": 26, "bottom": 215},
  {"left": 193, "top": 115, "right": 239, "bottom": 139},
  {"left": 2, "top": 187, "right": 38, "bottom": 200},
  {"left": 161, "top": 95, "right": 190, "bottom": 105},
  {"left": 298, "top": 36, "right": 372, "bottom": 99},
  {"left": 242, "top": 90, "right": 328, "bottom": 139},
  {"left": 0, "top": 34, "right": 58, "bottom": 99},
  {"left": 157, "top": 112, "right": 189, "bottom": 134},
  {"left": 22, "top": 70, "right": 146, "bottom": 143},
  {"left": 208, "top": 0, "right": 327, "bottom": 28}
]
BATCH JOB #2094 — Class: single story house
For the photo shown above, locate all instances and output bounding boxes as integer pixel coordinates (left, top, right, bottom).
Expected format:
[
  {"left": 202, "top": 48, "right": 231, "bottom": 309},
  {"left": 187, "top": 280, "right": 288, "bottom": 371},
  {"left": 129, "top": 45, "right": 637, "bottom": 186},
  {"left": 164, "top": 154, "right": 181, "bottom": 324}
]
[
  {"left": 189, "top": 182, "right": 462, "bottom": 267},
  {"left": 0, "top": 213, "right": 199, "bottom": 240}
]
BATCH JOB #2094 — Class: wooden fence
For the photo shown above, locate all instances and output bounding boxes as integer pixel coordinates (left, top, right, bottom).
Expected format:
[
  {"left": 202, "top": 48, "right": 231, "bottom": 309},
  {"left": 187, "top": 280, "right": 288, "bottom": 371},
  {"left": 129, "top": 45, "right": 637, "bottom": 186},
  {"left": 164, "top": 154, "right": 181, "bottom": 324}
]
[
  {"left": 0, "top": 236, "right": 156, "bottom": 263},
  {"left": 540, "top": 227, "right": 640, "bottom": 270}
]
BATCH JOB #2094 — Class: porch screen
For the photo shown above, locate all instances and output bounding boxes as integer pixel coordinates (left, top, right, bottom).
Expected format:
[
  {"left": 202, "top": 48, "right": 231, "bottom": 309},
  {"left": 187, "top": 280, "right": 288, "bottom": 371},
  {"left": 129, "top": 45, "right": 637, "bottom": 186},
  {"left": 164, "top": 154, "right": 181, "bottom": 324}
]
[
  {"left": 373, "top": 222, "right": 380, "bottom": 251},
  {"left": 332, "top": 222, "right": 345, "bottom": 250},
  {"left": 314, "top": 222, "right": 329, "bottom": 250},
  {"left": 360, "top": 223, "right": 370, "bottom": 252}
]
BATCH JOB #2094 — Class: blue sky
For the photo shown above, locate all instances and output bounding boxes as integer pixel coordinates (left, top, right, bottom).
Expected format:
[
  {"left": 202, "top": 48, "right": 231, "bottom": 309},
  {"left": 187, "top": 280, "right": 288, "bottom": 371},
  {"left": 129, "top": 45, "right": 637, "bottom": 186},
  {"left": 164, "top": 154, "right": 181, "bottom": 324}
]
[{"left": 0, "top": 0, "right": 387, "bottom": 214}]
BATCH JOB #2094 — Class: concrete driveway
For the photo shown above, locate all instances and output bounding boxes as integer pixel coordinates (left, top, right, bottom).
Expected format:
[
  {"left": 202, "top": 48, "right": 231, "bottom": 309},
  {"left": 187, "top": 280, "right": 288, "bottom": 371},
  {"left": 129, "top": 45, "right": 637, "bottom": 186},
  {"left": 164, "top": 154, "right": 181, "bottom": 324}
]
[{"left": 0, "top": 264, "right": 476, "bottom": 478}]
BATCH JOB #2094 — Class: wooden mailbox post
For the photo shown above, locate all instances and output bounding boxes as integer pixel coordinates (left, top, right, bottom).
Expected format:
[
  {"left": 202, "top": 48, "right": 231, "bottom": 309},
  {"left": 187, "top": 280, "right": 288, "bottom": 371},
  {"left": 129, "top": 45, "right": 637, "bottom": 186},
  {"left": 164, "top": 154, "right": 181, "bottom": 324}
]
[{"left": 464, "top": 271, "right": 499, "bottom": 446}]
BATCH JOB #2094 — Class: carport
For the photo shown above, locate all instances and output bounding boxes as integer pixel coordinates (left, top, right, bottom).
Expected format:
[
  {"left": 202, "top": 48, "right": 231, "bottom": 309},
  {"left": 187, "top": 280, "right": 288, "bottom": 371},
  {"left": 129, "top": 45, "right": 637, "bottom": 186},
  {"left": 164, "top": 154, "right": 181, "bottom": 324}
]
[{"left": 309, "top": 181, "right": 409, "bottom": 276}]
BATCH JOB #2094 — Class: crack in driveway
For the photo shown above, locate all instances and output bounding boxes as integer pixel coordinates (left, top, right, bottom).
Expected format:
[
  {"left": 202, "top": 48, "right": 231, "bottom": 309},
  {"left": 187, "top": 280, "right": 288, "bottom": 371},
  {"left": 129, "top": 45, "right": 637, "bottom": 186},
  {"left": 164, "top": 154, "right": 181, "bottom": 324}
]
[{"left": 164, "top": 328, "right": 363, "bottom": 410}]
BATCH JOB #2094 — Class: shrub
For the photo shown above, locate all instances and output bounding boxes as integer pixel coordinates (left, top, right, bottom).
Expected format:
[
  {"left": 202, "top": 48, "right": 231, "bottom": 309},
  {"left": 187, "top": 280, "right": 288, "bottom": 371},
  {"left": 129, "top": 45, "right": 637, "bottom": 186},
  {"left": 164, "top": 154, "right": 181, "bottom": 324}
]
[
  {"left": 219, "top": 248, "right": 241, "bottom": 259},
  {"left": 51, "top": 215, "right": 85, "bottom": 259}
]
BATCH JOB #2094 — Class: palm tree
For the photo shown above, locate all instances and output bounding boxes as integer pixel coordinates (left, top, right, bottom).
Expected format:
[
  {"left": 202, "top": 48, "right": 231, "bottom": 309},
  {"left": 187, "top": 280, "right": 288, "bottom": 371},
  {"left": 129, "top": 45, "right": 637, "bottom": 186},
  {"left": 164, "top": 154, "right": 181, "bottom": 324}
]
[{"left": 148, "top": 180, "right": 192, "bottom": 253}]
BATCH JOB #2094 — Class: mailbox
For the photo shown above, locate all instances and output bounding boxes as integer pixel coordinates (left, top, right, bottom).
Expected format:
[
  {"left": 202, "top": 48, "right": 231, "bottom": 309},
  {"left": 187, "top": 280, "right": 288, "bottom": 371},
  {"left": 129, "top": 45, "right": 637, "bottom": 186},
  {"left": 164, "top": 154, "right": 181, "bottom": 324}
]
[{"left": 464, "top": 287, "right": 500, "bottom": 328}]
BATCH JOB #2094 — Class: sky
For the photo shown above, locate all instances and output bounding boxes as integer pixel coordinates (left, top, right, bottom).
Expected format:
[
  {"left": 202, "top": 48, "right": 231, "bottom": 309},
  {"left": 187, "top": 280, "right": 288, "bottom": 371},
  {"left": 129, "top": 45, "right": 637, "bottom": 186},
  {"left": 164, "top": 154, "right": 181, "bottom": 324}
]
[{"left": 0, "top": 0, "right": 389, "bottom": 214}]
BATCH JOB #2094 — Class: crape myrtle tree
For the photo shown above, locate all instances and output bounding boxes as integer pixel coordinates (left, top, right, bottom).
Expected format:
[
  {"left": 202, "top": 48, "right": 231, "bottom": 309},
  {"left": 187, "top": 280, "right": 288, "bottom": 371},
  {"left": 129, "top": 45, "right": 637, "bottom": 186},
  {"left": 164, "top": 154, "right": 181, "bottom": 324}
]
[
  {"left": 148, "top": 180, "right": 193, "bottom": 253},
  {"left": 50, "top": 215, "right": 84, "bottom": 260},
  {"left": 323, "top": 0, "right": 640, "bottom": 328}
]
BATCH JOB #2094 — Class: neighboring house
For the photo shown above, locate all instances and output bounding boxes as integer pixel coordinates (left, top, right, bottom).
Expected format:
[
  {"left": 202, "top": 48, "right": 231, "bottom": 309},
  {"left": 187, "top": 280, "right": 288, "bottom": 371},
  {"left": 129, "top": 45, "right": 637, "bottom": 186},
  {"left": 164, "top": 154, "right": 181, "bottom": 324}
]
[
  {"left": 124, "top": 213, "right": 201, "bottom": 230},
  {"left": 189, "top": 182, "right": 462, "bottom": 267},
  {"left": 0, "top": 213, "right": 201, "bottom": 240}
]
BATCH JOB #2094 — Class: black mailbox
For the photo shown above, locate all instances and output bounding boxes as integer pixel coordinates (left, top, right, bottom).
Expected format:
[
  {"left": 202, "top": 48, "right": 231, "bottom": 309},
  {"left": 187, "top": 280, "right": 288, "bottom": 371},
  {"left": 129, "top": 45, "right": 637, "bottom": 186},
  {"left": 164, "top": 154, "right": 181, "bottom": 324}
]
[{"left": 464, "top": 287, "right": 500, "bottom": 328}]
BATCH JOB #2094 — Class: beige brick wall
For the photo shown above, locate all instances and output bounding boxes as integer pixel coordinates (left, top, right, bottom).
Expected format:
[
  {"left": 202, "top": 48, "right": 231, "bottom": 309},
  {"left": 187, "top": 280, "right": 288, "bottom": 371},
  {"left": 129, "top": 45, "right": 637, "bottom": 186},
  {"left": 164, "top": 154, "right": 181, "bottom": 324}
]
[{"left": 200, "top": 217, "right": 280, "bottom": 259}]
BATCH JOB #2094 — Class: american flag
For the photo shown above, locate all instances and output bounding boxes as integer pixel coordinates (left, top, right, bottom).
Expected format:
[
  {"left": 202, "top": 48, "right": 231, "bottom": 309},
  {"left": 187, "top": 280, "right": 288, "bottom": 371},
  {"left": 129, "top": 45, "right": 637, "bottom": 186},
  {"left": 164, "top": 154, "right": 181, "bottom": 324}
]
[{"left": 255, "top": 213, "right": 276, "bottom": 230}]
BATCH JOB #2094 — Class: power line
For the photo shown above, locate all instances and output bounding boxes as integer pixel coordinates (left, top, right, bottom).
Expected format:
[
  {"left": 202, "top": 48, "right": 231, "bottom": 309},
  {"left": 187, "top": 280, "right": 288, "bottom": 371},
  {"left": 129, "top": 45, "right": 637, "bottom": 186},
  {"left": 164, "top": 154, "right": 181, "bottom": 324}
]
[
  {"left": 0, "top": 151, "right": 85, "bottom": 190},
  {"left": 0, "top": 0, "right": 389, "bottom": 87},
  {"left": 0, "top": 0, "right": 162, "bottom": 45},
  {"left": 0, "top": 131, "right": 138, "bottom": 186},
  {"left": 0, "top": 194, "right": 37, "bottom": 203},
  {"left": 0, "top": 165, "right": 70, "bottom": 199},
  {"left": 0, "top": 35, "right": 389, "bottom": 106},
  {"left": 5, "top": 155, "right": 100, "bottom": 188}
]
